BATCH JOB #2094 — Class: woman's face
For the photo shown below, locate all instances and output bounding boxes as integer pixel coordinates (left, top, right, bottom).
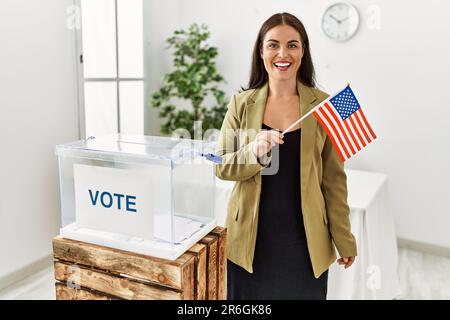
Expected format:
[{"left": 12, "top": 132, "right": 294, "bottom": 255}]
[{"left": 260, "top": 24, "right": 304, "bottom": 82}]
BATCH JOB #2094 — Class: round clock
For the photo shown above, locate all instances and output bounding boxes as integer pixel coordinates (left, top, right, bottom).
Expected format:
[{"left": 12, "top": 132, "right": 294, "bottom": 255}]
[{"left": 321, "top": 2, "right": 360, "bottom": 42}]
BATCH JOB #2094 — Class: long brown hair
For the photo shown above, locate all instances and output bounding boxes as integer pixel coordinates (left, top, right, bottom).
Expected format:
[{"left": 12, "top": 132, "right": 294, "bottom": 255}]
[{"left": 241, "top": 12, "right": 316, "bottom": 92}]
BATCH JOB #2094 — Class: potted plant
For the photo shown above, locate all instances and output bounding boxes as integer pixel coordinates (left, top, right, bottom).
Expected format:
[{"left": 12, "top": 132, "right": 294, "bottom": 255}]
[{"left": 150, "top": 23, "right": 228, "bottom": 138}]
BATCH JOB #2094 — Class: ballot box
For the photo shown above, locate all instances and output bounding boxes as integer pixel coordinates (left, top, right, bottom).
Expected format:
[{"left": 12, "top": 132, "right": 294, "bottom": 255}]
[{"left": 55, "top": 134, "right": 217, "bottom": 260}]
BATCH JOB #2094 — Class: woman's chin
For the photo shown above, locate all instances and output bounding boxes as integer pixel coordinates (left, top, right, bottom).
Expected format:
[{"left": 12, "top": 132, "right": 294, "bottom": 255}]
[{"left": 269, "top": 73, "right": 297, "bottom": 81}]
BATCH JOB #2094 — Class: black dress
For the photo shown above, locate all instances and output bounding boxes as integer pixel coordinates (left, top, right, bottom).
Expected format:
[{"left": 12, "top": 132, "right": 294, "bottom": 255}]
[{"left": 227, "top": 123, "right": 328, "bottom": 300}]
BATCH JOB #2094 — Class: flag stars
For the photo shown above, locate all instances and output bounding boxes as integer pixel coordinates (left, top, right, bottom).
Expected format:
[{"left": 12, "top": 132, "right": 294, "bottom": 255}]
[{"left": 330, "top": 87, "right": 361, "bottom": 120}]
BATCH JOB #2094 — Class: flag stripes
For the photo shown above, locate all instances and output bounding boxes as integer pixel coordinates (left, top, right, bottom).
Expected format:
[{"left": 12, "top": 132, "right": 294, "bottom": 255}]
[{"left": 312, "top": 90, "right": 377, "bottom": 162}]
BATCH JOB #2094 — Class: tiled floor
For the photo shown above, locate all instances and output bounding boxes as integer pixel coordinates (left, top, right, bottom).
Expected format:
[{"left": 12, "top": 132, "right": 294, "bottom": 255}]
[
  {"left": 397, "top": 248, "right": 450, "bottom": 299},
  {"left": 1, "top": 247, "right": 449, "bottom": 300},
  {"left": 0, "top": 266, "right": 55, "bottom": 300}
]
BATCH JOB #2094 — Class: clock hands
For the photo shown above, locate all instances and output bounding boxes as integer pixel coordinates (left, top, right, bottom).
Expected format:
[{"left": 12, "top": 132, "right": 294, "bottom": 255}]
[
  {"left": 329, "top": 14, "right": 349, "bottom": 24},
  {"left": 329, "top": 14, "right": 342, "bottom": 24}
]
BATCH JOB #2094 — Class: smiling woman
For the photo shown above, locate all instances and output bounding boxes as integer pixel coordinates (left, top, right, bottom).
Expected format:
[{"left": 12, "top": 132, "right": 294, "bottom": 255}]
[
  {"left": 261, "top": 28, "right": 303, "bottom": 76},
  {"left": 217, "top": 11, "right": 357, "bottom": 301},
  {"left": 242, "top": 13, "right": 316, "bottom": 91}
]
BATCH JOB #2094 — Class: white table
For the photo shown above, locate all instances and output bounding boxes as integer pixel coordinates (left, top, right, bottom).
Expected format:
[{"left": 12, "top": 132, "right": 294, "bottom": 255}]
[{"left": 214, "top": 169, "right": 401, "bottom": 300}]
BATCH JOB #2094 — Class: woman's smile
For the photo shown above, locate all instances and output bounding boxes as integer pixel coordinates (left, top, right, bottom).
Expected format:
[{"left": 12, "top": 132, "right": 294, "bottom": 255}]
[{"left": 273, "top": 61, "right": 292, "bottom": 71}]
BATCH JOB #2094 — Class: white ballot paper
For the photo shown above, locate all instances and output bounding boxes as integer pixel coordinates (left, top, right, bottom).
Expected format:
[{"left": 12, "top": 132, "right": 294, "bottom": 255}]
[{"left": 153, "top": 214, "right": 204, "bottom": 243}]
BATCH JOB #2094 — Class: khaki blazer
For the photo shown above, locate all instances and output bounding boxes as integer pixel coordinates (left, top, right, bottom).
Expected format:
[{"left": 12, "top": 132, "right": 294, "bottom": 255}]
[{"left": 214, "top": 80, "right": 357, "bottom": 278}]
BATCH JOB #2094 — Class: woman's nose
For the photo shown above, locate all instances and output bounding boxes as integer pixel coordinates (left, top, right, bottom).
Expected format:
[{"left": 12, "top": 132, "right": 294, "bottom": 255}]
[{"left": 277, "top": 47, "right": 288, "bottom": 57}]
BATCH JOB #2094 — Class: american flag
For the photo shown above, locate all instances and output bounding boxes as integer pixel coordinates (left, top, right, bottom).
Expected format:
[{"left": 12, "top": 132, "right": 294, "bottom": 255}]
[{"left": 312, "top": 85, "right": 377, "bottom": 162}]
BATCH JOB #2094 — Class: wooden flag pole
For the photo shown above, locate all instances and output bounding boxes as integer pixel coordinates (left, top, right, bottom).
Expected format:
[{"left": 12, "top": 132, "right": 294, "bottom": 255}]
[
  {"left": 281, "top": 84, "right": 350, "bottom": 135},
  {"left": 281, "top": 104, "right": 322, "bottom": 135}
]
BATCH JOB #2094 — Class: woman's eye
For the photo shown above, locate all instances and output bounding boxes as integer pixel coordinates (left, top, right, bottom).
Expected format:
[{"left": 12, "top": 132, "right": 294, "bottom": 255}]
[{"left": 268, "top": 43, "right": 297, "bottom": 49}]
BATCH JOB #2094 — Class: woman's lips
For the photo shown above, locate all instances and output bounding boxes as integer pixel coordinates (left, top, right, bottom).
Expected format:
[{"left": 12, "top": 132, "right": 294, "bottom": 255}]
[{"left": 273, "top": 62, "right": 292, "bottom": 71}]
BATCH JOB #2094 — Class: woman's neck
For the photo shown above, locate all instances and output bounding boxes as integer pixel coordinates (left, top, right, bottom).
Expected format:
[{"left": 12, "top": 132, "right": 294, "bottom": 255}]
[{"left": 267, "top": 78, "right": 298, "bottom": 98}]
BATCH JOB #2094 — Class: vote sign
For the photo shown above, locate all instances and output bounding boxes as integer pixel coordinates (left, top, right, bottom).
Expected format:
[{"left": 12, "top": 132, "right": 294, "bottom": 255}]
[{"left": 73, "top": 164, "right": 155, "bottom": 239}]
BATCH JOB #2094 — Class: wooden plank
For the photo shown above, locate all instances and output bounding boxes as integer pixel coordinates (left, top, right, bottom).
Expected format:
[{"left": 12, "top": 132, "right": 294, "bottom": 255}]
[
  {"left": 180, "top": 256, "right": 195, "bottom": 300},
  {"left": 54, "top": 261, "right": 184, "bottom": 300},
  {"left": 55, "top": 282, "right": 115, "bottom": 300},
  {"left": 199, "top": 235, "right": 218, "bottom": 300},
  {"left": 210, "top": 227, "right": 227, "bottom": 300},
  {"left": 186, "top": 243, "right": 207, "bottom": 300},
  {"left": 52, "top": 236, "right": 194, "bottom": 291}
]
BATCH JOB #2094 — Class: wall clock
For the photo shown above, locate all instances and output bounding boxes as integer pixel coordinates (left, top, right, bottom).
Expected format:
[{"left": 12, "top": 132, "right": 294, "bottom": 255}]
[{"left": 321, "top": 2, "right": 360, "bottom": 42}]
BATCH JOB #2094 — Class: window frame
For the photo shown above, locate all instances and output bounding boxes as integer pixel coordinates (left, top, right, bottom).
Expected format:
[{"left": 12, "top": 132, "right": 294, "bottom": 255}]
[{"left": 73, "top": 0, "right": 149, "bottom": 139}]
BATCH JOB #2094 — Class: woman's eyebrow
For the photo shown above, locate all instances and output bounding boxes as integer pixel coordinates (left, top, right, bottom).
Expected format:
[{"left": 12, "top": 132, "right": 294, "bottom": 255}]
[{"left": 267, "top": 39, "right": 300, "bottom": 43}]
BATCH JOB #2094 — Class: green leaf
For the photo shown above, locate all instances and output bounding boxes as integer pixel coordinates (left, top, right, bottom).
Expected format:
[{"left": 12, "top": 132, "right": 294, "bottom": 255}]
[{"left": 149, "top": 22, "right": 228, "bottom": 135}]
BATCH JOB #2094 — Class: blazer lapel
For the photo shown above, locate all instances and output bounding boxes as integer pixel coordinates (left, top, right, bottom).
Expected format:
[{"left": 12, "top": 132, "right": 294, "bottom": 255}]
[
  {"left": 245, "top": 81, "right": 268, "bottom": 134},
  {"left": 297, "top": 82, "right": 318, "bottom": 191}
]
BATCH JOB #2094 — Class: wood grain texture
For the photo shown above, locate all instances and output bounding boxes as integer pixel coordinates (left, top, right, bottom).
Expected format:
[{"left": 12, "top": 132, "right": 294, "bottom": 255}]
[
  {"left": 52, "top": 228, "right": 226, "bottom": 300},
  {"left": 55, "top": 282, "right": 115, "bottom": 300},
  {"left": 199, "top": 235, "right": 218, "bottom": 300},
  {"left": 180, "top": 256, "right": 195, "bottom": 300},
  {"left": 210, "top": 226, "right": 227, "bottom": 300},
  {"left": 52, "top": 236, "right": 193, "bottom": 290},
  {"left": 54, "top": 261, "right": 183, "bottom": 300},
  {"left": 186, "top": 243, "right": 207, "bottom": 300}
]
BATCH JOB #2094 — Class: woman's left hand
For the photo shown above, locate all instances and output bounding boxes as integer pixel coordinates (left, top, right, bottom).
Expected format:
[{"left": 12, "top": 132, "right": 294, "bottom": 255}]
[{"left": 337, "top": 256, "right": 355, "bottom": 269}]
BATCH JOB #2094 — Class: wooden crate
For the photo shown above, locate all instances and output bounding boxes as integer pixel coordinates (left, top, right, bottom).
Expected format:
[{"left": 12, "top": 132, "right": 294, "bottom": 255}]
[
  {"left": 53, "top": 226, "right": 227, "bottom": 300},
  {"left": 209, "top": 226, "right": 227, "bottom": 300}
]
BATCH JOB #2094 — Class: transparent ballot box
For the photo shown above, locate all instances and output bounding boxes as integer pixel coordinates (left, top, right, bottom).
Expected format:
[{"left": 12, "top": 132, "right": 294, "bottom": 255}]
[{"left": 55, "top": 134, "right": 217, "bottom": 260}]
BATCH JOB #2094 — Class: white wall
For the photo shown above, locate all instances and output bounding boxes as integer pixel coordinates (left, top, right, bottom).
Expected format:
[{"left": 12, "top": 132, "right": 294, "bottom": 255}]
[
  {"left": 146, "top": 0, "right": 450, "bottom": 248},
  {"left": 0, "top": 0, "right": 78, "bottom": 281},
  {"left": 143, "top": 0, "right": 182, "bottom": 135}
]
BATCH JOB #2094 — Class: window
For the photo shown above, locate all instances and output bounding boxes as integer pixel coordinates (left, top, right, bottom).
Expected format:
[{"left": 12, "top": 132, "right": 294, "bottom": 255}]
[{"left": 76, "top": 0, "right": 145, "bottom": 138}]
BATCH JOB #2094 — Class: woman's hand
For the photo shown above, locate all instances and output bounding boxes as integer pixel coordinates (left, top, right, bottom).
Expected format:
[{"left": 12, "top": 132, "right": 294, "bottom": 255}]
[
  {"left": 251, "top": 129, "right": 284, "bottom": 158},
  {"left": 337, "top": 256, "right": 355, "bottom": 269}
]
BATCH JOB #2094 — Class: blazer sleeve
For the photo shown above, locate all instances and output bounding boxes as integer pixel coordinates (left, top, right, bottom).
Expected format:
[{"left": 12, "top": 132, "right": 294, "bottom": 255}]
[
  {"left": 215, "top": 94, "right": 272, "bottom": 181},
  {"left": 321, "top": 134, "right": 358, "bottom": 258}
]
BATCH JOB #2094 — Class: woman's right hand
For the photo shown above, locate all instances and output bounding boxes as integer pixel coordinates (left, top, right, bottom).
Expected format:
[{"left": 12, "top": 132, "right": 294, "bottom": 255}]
[{"left": 251, "top": 129, "right": 284, "bottom": 158}]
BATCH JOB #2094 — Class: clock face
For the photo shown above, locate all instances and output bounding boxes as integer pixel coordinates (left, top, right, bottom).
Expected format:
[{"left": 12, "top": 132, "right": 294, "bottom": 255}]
[{"left": 321, "top": 3, "right": 360, "bottom": 41}]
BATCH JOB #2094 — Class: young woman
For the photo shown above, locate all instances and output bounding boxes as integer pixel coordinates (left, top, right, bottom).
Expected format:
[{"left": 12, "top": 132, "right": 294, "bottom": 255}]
[{"left": 215, "top": 12, "right": 357, "bottom": 300}]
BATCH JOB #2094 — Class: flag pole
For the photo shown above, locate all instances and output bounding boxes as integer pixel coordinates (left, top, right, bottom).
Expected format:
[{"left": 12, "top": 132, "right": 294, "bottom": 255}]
[
  {"left": 281, "top": 84, "right": 350, "bottom": 135},
  {"left": 281, "top": 104, "right": 322, "bottom": 135}
]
